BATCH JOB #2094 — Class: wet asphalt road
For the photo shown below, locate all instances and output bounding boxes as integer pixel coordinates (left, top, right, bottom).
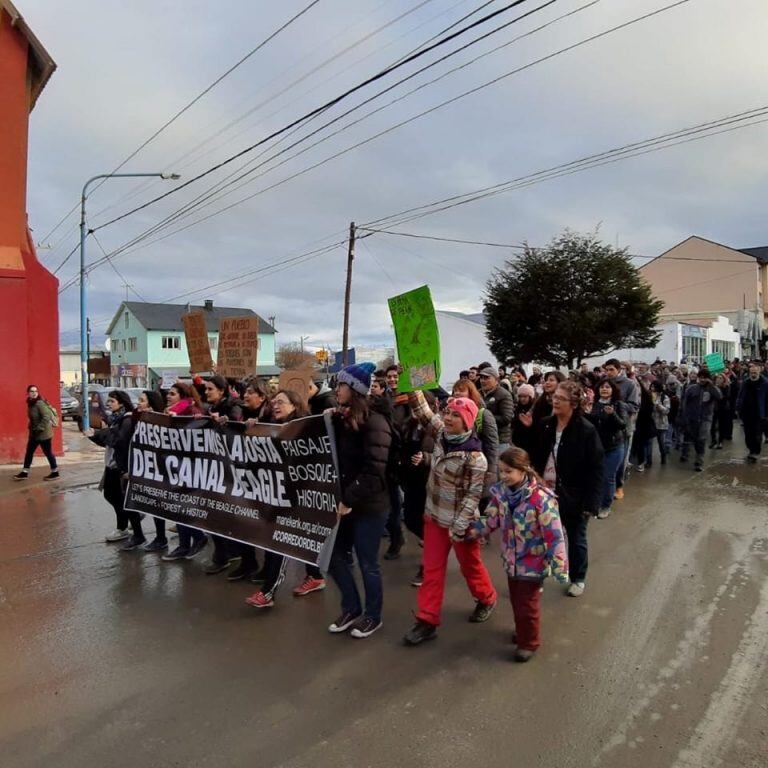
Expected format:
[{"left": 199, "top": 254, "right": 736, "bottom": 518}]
[{"left": 1, "top": 433, "right": 767, "bottom": 768}]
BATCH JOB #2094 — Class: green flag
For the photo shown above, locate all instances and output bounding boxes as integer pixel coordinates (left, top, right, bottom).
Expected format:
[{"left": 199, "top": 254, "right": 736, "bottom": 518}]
[{"left": 388, "top": 285, "right": 441, "bottom": 391}]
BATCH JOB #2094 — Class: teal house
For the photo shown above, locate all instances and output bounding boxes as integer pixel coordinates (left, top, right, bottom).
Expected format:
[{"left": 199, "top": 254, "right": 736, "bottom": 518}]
[{"left": 106, "top": 300, "right": 278, "bottom": 387}]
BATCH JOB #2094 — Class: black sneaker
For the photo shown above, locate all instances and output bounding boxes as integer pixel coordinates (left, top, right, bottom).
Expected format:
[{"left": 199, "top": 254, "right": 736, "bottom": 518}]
[
  {"left": 120, "top": 535, "right": 147, "bottom": 552},
  {"left": 410, "top": 565, "right": 424, "bottom": 587},
  {"left": 226, "top": 562, "right": 252, "bottom": 581},
  {"left": 43, "top": 471, "right": 60, "bottom": 481},
  {"left": 13, "top": 471, "right": 28, "bottom": 481},
  {"left": 403, "top": 619, "right": 437, "bottom": 646},
  {"left": 468, "top": 600, "right": 496, "bottom": 623},
  {"left": 143, "top": 538, "right": 168, "bottom": 553},
  {"left": 203, "top": 560, "right": 230, "bottom": 575},
  {"left": 185, "top": 538, "right": 208, "bottom": 559},
  {"left": 162, "top": 545, "right": 190, "bottom": 561},
  {"left": 514, "top": 648, "right": 536, "bottom": 663},
  {"left": 328, "top": 612, "right": 362, "bottom": 633},
  {"left": 694, "top": 465, "right": 703, "bottom": 472},
  {"left": 350, "top": 616, "right": 382, "bottom": 639}
]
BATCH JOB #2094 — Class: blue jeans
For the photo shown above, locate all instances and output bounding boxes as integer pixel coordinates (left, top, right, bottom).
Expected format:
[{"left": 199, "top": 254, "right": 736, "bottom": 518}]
[
  {"left": 328, "top": 513, "right": 385, "bottom": 623},
  {"left": 601, "top": 445, "right": 624, "bottom": 509}
]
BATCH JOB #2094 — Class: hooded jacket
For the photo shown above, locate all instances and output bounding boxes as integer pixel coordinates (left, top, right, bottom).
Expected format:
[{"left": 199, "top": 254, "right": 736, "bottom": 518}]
[
  {"left": 27, "top": 398, "right": 54, "bottom": 441},
  {"left": 472, "top": 475, "right": 568, "bottom": 582}
]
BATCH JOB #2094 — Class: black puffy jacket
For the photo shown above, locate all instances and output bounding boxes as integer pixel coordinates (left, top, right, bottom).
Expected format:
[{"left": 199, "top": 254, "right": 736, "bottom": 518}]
[
  {"left": 89, "top": 409, "right": 135, "bottom": 473},
  {"left": 332, "top": 399, "right": 392, "bottom": 517},
  {"left": 586, "top": 400, "right": 627, "bottom": 452}
]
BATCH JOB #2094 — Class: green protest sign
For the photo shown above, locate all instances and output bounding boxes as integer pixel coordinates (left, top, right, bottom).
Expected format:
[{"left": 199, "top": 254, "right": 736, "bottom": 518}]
[
  {"left": 703, "top": 352, "right": 725, "bottom": 374},
  {"left": 388, "top": 285, "right": 441, "bottom": 391}
]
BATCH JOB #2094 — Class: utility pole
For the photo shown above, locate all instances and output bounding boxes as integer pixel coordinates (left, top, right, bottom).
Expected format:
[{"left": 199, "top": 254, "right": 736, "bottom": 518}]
[
  {"left": 299, "top": 335, "right": 309, "bottom": 353},
  {"left": 86, "top": 317, "right": 91, "bottom": 384},
  {"left": 342, "top": 221, "right": 356, "bottom": 367}
]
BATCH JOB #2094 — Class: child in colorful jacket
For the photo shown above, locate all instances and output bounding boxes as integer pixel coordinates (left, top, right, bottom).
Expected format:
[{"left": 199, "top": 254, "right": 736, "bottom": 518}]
[{"left": 469, "top": 446, "right": 569, "bottom": 662}]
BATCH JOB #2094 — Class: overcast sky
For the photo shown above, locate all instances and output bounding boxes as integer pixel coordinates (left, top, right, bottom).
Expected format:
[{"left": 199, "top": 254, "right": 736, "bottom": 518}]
[{"left": 20, "top": 0, "right": 768, "bottom": 351}]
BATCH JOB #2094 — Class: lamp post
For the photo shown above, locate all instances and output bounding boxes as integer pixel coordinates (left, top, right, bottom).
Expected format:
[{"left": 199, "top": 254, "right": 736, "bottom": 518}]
[{"left": 79, "top": 172, "right": 179, "bottom": 431}]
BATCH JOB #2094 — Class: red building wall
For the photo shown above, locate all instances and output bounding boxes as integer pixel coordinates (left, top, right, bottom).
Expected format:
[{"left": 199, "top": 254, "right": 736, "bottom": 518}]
[{"left": 0, "top": 6, "right": 62, "bottom": 462}]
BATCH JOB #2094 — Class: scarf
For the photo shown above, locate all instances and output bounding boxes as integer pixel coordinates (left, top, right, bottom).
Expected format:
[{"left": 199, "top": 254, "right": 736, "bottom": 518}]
[
  {"left": 441, "top": 431, "right": 483, "bottom": 454},
  {"left": 444, "top": 429, "right": 472, "bottom": 444},
  {"left": 501, "top": 479, "right": 529, "bottom": 510}
]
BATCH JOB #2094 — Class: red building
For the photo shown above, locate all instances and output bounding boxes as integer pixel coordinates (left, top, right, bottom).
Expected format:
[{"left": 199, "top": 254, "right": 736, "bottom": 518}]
[{"left": 0, "top": 1, "right": 59, "bottom": 463}]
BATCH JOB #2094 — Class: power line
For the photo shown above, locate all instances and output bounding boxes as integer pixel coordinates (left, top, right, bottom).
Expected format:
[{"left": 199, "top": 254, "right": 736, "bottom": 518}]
[
  {"left": 358, "top": 227, "right": 526, "bottom": 248},
  {"left": 92, "top": 0, "right": 537, "bottom": 232},
  {"left": 94, "top": 0, "right": 569, "bottom": 260},
  {"left": 39, "top": 0, "right": 323, "bottom": 248}
]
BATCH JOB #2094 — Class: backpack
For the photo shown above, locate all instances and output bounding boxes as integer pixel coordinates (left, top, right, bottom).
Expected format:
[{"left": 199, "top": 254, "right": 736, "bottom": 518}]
[{"left": 43, "top": 400, "right": 60, "bottom": 428}]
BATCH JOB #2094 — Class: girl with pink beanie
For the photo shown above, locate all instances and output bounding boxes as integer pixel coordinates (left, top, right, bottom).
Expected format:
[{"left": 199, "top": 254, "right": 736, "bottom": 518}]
[{"left": 403, "top": 391, "right": 497, "bottom": 646}]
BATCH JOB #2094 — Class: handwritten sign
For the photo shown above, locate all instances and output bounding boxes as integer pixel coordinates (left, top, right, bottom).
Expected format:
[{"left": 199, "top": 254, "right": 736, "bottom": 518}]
[
  {"left": 704, "top": 352, "right": 725, "bottom": 374},
  {"left": 279, "top": 369, "right": 314, "bottom": 407},
  {"left": 182, "top": 312, "right": 213, "bottom": 373},
  {"left": 388, "top": 285, "right": 441, "bottom": 392},
  {"left": 217, "top": 316, "right": 259, "bottom": 379}
]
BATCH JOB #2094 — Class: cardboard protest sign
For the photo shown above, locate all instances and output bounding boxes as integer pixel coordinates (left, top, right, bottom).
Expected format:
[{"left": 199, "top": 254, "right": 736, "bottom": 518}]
[
  {"left": 182, "top": 312, "right": 213, "bottom": 373},
  {"left": 704, "top": 352, "right": 725, "bottom": 374},
  {"left": 388, "top": 285, "right": 441, "bottom": 391},
  {"left": 125, "top": 412, "right": 340, "bottom": 568},
  {"left": 279, "top": 369, "right": 314, "bottom": 407},
  {"left": 160, "top": 370, "right": 178, "bottom": 389},
  {"left": 216, "top": 316, "right": 259, "bottom": 379}
]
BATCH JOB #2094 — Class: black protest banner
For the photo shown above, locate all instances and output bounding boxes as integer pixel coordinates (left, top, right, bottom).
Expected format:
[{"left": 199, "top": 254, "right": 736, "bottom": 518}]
[{"left": 124, "top": 412, "right": 340, "bottom": 568}]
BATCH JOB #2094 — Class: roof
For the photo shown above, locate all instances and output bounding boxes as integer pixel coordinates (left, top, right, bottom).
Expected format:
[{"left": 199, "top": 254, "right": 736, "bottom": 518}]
[
  {"left": 106, "top": 301, "right": 277, "bottom": 335},
  {"left": 1, "top": 0, "right": 56, "bottom": 110},
  {"left": 437, "top": 310, "right": 487, "bottom": 326},
  {"left": 739, "top": 247, "right": 768, "bottom": 265}
]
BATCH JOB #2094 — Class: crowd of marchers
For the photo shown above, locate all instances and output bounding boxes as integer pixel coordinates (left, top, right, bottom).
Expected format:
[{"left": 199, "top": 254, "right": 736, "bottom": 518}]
[{"left": 13, "top": 355, "right": 766, "bottom": 661}]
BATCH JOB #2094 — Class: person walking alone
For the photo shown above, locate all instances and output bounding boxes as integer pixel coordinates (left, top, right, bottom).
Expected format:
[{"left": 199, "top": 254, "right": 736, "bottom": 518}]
[
  {"left": 14, "top": 385, "right": 59, "bottom": 481},
  {"left": 736, "top": 361, "right": 767, "bottom": 463}
]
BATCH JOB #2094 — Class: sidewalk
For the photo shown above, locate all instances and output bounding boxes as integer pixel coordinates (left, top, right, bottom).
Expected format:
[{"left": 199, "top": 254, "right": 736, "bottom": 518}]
[{"left": 0, "top": 422, "right": 104, "bottom": 498}]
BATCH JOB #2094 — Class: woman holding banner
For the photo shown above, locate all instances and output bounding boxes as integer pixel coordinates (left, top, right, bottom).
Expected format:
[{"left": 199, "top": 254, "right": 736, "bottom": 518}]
[
  {"left": 200, "top": 376, "right": 247, "bottom": 576},
  {"left": 86, "top": 390, "right": 146, "bottom": 550},
  {"left": 245, "top": 389, "right": 314, "bottom": 608},
  {"left": 325, "top": 363, "right": 392, "bottom": 639}
]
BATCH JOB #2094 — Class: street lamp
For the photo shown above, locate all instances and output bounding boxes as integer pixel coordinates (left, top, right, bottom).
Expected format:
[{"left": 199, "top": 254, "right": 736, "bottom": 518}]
[{"left": 79, "top": 172, "right": 180, "bottom": 431}]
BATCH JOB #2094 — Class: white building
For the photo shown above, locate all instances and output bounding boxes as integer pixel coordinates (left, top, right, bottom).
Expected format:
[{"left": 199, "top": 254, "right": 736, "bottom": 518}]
[
  {"left": 435, "top": 311, "right": 501, "bottom": 387},
  {"left": 584, "top": 315, "right": 741, "bottom": 367}
]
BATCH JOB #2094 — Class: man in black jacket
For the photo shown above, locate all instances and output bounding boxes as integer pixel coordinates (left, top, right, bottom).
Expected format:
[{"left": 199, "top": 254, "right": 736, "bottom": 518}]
[{"left": 478, "top": 367, "right": 514, "bottom": 450}]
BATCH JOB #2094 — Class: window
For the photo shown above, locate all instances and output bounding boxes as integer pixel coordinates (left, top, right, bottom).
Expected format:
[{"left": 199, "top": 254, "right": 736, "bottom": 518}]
[
  {"left": 161, "top": 336, "right": 181, "bottom": 350},
  {"left": 124, "top": 311, "right": 129, "bottom": 329},
  {"left": 208, "top": 336, "right": 218, "bottom": 351},
  {"left": 711, "top": 340, "right": 735, "bottom": 361},
  {"left": 121, "top": 339, "right": 126, "bottom": 352},
  {"left": 682, "top": 335, "right": 706, "bottom": 363},
  {"left": 111, "top": 339, "right": 118, "bottom": 352},
  {"left": 129, "top": 337, "right": 137, "bottom": 352}
]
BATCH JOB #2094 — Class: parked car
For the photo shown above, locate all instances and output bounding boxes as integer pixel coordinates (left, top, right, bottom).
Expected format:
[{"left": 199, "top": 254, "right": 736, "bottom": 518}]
[
  {"left": 60, "top": 387, "right": 80, "bottom": 421},
  {"left": 71, "top": 385, "right": 110, "bottom": 429}
]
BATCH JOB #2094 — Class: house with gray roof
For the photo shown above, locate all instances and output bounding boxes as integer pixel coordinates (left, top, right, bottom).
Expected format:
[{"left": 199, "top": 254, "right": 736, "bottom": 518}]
[{"left": 105, "top": 300, "right": 278, "bottom": 387}]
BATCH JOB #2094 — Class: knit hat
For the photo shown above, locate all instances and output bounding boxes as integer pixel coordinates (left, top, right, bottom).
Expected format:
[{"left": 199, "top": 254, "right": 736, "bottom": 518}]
[
  {"left": 338, "top": 362, "right": 376, "bottom": 395},
  {"left": 517, "top": 383, "right": 535, "bottom": 399},
  {"left": 446, "top": 396, "right": 479, "bottom": 431}
]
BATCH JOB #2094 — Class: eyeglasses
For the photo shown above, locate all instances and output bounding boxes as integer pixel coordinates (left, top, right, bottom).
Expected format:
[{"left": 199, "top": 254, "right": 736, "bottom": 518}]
[
  {"left": 272, "top": 398, "right": 291, "bottom": 406},
  {"left": 551, "top": 394, "right": 569, "bottom": 402}
]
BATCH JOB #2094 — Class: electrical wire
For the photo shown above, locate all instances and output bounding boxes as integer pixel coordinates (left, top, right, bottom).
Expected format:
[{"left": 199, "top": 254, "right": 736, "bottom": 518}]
[
  {"left": 111, "top": 0, "right": 573, "bottom": 251},
  {"left": 92, "top": 0, "right": 538, "bottom": 232},
  {"left": 38, "top": 0, "right": 324, "bottom": 248},
  {"left": 98, "top": 0, "right": 692, "bottom": 261}
]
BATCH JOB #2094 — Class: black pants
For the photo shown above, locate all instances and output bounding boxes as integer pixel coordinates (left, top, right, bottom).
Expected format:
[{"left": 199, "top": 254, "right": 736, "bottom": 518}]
[
  {"left": 402, "top": 479, "right": 426, "bottom": 541},
  {"left": 103, "top": 467, "right": 143, "bottom": 537},
  {"left": 261, "top": 551, "right": 289, "bottom": 599},
  {"left": 23, "top": 437, "right": 57, "bottom": 470},
  {"left": 743, "top": 418, "right": 763, "bottom": 456},
  {"left": 211, "top": 536, "right": 258, "bottom": 568},
  {"left": 385, "top": 481, "right": 404, "bottom": 547},
  {"left": 178, "top": 524, "right": 207, "bottom": 549},
  {"left": 561, "top": 509, "right": 589, "bottom": 583}
]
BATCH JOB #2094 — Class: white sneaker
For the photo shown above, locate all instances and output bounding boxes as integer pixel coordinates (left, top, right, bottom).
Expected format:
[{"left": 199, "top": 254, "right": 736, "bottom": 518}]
[
  {"left": 597, "top": 508, "right": 611, "bottom": 520},
  {"left": 567, "top": 581, "right": 585, "bottom": 597},
  {"left": 105, "top": 528, "right": 130, "bottom": 543}
]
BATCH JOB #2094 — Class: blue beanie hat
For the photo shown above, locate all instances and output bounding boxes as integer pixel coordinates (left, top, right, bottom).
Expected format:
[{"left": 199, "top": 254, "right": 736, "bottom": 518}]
[{"left": 338, "top": 362, "right": 376, "bottom": 395}]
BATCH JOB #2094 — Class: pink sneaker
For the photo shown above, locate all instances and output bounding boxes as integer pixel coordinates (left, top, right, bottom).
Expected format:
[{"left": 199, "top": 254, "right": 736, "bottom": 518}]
[
  {"left": 245, "top": 591, "right": 274, "bottom": 608},
  {"left": 293, "top": 576, "right": 326, "bottom": 597}
]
